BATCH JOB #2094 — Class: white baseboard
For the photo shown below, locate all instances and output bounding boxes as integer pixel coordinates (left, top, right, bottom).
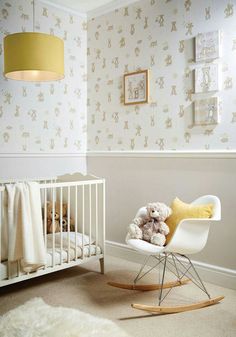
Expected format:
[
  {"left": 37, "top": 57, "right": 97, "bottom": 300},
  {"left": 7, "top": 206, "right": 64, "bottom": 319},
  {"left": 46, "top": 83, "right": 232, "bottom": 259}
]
[{"left": 105, "top": 240, "right": 236, "bottom": 290}]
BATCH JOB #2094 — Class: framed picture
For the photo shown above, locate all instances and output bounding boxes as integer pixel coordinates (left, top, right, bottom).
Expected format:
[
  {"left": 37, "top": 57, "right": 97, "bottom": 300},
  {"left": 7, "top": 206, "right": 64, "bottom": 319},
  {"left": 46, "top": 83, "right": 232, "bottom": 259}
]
[
  {"left": 195, "top": 30, "right": 222, "bottom": 62},
  {"left": 194, "top": 64, "right": 220, "bottom": 93},
  {"left": 124, "top": 70, "right": 149, "bottom": 105},
  {"left": 194, "top": 97, "right": 220, "bottom": 126}
]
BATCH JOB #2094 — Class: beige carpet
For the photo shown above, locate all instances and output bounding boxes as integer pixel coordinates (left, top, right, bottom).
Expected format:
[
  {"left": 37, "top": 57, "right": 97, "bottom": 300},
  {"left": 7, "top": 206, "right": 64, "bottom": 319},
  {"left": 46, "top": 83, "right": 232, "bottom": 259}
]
[{"left": 0, "top": 256, "right": 235, "bottom": 337}]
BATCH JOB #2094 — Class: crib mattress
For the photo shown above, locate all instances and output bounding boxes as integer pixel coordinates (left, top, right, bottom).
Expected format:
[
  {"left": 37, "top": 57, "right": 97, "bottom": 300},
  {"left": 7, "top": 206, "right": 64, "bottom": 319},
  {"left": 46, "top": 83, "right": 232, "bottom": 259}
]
[
  {"left": 0, "top": 244, "right": 101, "bottom": 281},
  {"left": 0, "top": 232, "right": 102, "bottom": 281},
  {"left": 46, "top": 244, "right": 101, "bottom": 267},
  {"left": 45, "top": 231, "right": 101, "bottom": 266}
]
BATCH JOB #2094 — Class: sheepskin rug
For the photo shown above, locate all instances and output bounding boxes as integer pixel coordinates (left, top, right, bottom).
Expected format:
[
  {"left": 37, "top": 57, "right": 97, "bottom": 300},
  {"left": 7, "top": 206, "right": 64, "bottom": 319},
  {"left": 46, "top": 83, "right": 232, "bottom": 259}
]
[{"left": 0, "top": 298, "right": 130, "bottom": 337}]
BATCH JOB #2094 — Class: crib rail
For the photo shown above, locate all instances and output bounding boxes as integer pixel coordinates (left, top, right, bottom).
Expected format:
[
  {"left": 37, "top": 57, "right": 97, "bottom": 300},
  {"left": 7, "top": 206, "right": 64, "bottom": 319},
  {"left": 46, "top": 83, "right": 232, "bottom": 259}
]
[
  {"left": 0, "top": 175, "right": 105, "bottom": 287},
  {"left": 0, "top": 176, "right": 57, "bottom": 185},
  {"left": 41, "top": 179, "right": 104, "bottom": 188},
  {"left": 0, "top": 190, "right": 2, "bottom": 268}
]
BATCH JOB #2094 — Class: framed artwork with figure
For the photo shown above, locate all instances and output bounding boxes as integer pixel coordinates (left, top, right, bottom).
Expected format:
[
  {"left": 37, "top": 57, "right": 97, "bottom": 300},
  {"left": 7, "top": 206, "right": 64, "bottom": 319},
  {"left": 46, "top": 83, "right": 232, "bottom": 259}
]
[
  {"left": 195, "top": 30, "right": 222, "bottom": 62},
  {"left": 124, "top": 70, "right": 149, "bottom": 105},
  {"left": 194, "top": 97, "right": 220, "bottom": 126},
  {"left": 194, "top": 64, "right": 220, "bottom": 93}
]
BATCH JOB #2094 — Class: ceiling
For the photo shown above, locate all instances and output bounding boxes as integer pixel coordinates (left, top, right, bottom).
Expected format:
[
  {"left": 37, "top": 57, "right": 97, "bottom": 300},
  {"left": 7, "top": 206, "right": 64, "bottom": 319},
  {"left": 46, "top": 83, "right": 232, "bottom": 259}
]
[{"left": 46, "top": 0, "right": 124, "bottom": 13}]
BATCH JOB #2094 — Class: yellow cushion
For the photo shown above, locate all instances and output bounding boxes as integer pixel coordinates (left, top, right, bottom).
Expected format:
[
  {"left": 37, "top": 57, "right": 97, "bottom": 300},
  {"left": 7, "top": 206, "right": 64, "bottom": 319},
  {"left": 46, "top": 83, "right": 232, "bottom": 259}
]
[{"left": 166, "top": 198, "right": 214, "bottom": 244}]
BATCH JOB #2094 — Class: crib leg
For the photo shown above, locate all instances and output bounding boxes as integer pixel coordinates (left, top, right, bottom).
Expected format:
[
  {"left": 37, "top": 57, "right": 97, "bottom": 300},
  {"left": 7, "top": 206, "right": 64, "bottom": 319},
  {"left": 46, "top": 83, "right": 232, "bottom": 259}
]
[{"left": 99, "top": 258, "right": 105, "bottom": 274}]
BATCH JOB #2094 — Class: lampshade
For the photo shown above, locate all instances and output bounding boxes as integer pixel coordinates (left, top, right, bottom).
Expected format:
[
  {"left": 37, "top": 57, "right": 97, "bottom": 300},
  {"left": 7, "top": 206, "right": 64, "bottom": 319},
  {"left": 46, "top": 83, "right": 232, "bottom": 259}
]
[{"left": 4, "top": 32, "right": 64, "bottom": 81}]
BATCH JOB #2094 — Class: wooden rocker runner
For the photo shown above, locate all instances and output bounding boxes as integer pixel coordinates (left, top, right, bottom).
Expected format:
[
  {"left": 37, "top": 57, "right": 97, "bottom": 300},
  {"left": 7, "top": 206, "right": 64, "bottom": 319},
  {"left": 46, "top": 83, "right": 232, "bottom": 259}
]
[
  {"left": 131, "top": 296, "right": 224, "bottom": 314},
  {"left": 108, "top": 278, "right": 190, "bottom": 291},
  {"left": 108, "top": 196, "right": 224, "bottom": 314}
]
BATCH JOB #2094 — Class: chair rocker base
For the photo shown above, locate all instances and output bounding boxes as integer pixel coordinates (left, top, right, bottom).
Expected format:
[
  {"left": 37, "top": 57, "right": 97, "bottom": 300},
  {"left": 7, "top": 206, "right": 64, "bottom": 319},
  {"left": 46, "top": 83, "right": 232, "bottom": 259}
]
[
  {"left": 108, "top": 248, "right": 224, "bottom": 315},
  {"left": 131, "top": 295, "right": 224, "bottom": 314},
  {"left": 107, "top": 278, "right": 190, "bottom": 291}
]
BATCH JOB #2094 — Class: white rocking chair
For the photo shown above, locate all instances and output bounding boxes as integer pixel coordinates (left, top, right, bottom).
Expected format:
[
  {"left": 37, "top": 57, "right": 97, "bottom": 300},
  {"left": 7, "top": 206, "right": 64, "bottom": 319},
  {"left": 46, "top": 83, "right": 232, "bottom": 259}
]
[{"left": 108, "top": 195, "right": 224, "bottom": 314}]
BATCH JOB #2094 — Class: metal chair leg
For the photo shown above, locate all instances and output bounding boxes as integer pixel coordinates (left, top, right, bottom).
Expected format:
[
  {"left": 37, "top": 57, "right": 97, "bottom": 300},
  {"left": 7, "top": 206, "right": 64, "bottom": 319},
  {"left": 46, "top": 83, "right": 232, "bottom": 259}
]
[
  {"left": 171, "top": 253, "right": 181, "bottom": 282},
  {"left": 133, "top": 255, "right": 166, "bottom": 285},
  {"left": 158, "top": 253, "right": 167, "bottom": 305},
  {"left": 133, "top": 256, "right": 150, "bottom": 285},
  {"left": 183, "top": 255, "right": 211, "bottom": 299}
]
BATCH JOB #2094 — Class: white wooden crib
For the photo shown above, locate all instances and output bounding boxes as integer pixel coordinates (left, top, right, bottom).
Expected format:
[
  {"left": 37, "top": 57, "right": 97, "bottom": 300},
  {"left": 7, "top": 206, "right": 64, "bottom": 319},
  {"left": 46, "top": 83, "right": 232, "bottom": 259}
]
[{"left": 0, "top": 172, "right": 105, "bottom": 287}]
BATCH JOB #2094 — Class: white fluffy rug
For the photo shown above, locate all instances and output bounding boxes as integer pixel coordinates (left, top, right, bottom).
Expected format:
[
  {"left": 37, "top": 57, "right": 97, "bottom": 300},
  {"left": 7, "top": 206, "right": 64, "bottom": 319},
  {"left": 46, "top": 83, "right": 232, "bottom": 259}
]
[{"left": 0, "top": 298, "right": 130, "bottom": 337}]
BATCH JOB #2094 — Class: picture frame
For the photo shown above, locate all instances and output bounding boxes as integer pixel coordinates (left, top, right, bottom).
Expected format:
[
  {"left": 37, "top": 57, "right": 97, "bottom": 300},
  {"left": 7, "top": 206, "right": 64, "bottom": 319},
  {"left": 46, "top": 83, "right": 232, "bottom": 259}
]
[
  {"left": 195, "top": 30, "right": 222, "bottom": 62},
  {"left": 194, "top": 97, "right": 220, "bottom": 126},
  {"left": 194, "top": 64, "right": 220, "bottom": 93},
  {"left": 124, "top": 70, "right": 149, "bottom": 105}
]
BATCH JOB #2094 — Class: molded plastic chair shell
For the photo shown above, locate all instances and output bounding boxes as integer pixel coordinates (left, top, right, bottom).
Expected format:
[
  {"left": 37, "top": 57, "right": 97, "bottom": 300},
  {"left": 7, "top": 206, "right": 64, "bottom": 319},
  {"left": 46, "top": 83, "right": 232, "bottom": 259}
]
[{"left": 126, "top": 195, "right": 221, "bottom": 256}]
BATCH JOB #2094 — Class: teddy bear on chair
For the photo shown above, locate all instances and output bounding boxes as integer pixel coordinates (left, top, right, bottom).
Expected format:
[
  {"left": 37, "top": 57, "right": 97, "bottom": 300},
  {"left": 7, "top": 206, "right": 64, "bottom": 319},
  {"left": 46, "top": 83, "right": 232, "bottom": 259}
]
[{"left": 127, "top": 202, "right": 172, "bottom": 246}]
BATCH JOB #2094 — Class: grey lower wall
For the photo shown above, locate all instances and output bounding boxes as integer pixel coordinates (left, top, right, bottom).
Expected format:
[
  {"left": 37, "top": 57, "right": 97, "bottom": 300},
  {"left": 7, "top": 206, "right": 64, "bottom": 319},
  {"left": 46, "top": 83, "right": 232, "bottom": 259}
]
[
  {"left": 88, "top": 155, "right": 236, "bottom": 271},
  {"left": 0, "top": 156, "right": 87, "bottom": 180}
]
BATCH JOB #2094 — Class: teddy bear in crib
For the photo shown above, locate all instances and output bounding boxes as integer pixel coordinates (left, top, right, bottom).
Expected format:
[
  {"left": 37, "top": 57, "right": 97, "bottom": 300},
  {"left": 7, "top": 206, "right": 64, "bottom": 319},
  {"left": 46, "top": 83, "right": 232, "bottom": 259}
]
[
  {"left": 127, "top": 202, "right": 172, "bottom": 246},
  {"left": 46, "top": 202, "right": 75, "bottom": 234}
]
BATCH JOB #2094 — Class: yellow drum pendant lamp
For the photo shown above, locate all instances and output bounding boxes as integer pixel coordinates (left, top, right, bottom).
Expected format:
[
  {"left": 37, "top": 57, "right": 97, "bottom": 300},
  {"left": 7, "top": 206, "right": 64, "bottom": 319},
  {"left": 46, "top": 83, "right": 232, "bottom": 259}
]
[{"left": 4, "top": 32, "right": 64, "bottom": 81}]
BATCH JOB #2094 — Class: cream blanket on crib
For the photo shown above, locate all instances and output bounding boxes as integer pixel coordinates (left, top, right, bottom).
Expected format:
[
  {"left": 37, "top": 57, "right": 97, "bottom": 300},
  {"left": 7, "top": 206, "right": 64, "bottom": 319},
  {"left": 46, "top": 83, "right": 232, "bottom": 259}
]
[{"left": 6, "top": 182, "right": 46, "bottom": 272}]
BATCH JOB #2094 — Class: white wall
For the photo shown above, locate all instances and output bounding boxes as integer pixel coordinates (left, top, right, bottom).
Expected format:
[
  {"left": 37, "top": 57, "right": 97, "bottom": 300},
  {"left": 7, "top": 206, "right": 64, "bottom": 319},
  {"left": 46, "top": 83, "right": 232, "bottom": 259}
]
[{"left": 88, "top": 0, "right": 236, "bottom": 151}]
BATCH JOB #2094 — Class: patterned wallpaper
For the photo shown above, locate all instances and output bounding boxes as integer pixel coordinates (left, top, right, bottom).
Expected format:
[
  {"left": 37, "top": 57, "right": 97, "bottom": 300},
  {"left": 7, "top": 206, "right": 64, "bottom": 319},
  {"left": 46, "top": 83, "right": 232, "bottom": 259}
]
[
  {"left": 1, "top": 0, "right": 236, "bottom": 154},
  {"left": 87, "top": 0, "right": 236, "bottom": 151},
  {"left": 0, "top": 0, "right": 87, "bottom": 153}
]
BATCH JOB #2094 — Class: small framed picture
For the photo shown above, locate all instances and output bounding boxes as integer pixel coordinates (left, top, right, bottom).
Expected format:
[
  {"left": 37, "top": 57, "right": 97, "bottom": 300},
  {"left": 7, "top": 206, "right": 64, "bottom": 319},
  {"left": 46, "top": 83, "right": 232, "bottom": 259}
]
[
  {"left": 194, "top": 64, "right": 220, "bottom": 93},
  {"left": 195, "top": 30, "right": 222, "bottom": 62},
  {"left": 194, "top": 97, "right": 220, "bottom": 126},
  {"left": 124, "top": 70, "right": 149, "bottom": 105}
]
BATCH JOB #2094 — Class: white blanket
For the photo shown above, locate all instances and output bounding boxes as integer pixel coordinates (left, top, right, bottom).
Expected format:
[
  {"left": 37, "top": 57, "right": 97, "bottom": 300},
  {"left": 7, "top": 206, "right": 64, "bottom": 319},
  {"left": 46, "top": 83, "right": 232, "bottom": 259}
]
[{"left": 6, "top": 182, "right": 46, "bottom": 272}]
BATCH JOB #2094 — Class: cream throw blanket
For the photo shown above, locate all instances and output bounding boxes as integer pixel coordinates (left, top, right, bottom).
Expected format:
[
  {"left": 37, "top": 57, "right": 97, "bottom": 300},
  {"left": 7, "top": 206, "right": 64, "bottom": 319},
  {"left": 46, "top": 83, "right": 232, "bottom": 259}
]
[{"left": 6, "top": 182, "right": 46, "bottom": 272}]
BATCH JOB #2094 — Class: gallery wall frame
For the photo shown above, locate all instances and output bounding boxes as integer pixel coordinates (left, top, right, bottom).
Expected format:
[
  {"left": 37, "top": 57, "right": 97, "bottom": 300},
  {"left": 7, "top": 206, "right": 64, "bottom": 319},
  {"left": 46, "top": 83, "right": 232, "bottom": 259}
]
[
  {"left": 124, "top": 69, "right": 149, "bottom": 105},
  {"left": 195, "top": 30, "right": 222, "bottom": 62},
  {"left": 194, "top": 64, "right": 220, "bottom": 93},
  {"left": 194, "top": 97, "right": 220, "bottom": 126}
]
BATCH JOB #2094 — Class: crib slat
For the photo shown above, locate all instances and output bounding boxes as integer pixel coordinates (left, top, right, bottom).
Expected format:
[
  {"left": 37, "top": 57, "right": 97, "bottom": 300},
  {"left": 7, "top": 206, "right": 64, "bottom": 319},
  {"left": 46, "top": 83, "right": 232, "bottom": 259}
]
[
  {"left": 7, "top": 261, "right": 11, "bottom": 280},
  {"left": 0, "top": 191, "right": 2, "bottom": 280},
  {"left": 75, "top": 186, "right": 78, "bottom": 261},
  {"left": 95, "top": 183, "right": 98, "bottom": 255},
  {"left": 103, "top": 181, "right": 106, "bottom": 257},
  {"left": 0, "top": 191, "right": 2, "bottom": 271},
  {"left": 60, "top": 187, "right": 63, "bottom": 265},
  {"left": 82, "top": 185, "right": 84, "bottom": 259},
  {"left": 52, "top": 188, "right": 55, "bottom": 267},
  {"left": 44, "top": 188, "right": 47, "bottom": 269},
  {"left": 5, "top": 188, "right": 11, "bottom": 279},
  {"left": 17, "top": 260, "right": 20, "bottom": 277},
  {"left": 67, "top": 187, "right": 70, "bottom": 263},
  {"left": 89, "top": 185, "right": 91, "bottom": 257}
]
